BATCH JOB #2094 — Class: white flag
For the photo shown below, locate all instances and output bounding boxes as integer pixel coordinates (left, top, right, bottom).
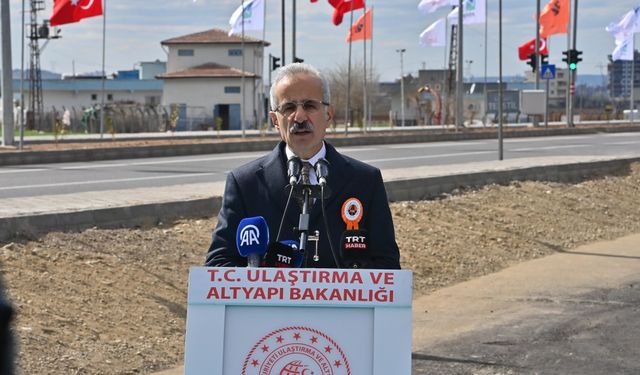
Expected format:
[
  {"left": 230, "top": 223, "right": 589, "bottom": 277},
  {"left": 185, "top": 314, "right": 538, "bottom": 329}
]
[
  {"left": 611, "top": 34, "right": 634, "bottom": 61},
  {"left": 419, "top": 18, "right": 446, "bottom": 47},
  {"left": 606, "top": 6, "right": 640, "bottom": 37},
  {"left": 447, "top": 0, "right": 486, "bottom": 25},
  {"left": 606, "top": 7, "right": 640, "bottom": 61},
  {"left": 418, "top": 0, "right": 455, "bottom": 14},
  {"left": 228, "top": 0, "right": 265, "bottom": 36}
]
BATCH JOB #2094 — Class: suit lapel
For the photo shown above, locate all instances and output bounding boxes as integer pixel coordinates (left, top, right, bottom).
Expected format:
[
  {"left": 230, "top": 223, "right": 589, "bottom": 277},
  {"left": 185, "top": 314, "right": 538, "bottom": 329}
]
[
  {"left": 258, "top": 142, "right": 289, "bottom": 213},
  {"left": 310, "top": 142, "right": 351, "bottom": 221}
]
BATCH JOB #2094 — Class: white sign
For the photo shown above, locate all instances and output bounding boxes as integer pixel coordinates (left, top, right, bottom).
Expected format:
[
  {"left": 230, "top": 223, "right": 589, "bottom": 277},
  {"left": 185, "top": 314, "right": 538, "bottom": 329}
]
[{"left": 185, "top": 267, "right": 413, "bottom": 375}]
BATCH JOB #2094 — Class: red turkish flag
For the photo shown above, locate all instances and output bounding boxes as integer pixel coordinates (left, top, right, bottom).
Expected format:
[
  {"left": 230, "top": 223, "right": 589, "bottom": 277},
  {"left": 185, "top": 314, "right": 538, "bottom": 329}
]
[
  {"left": 329, "top": 0, "right": 366, "bottom": 26},
  {"left": 50, "top": 0, "right": 103, "bottom": 27},
  {"left": 517, "top": 37, "right": 549, "bottom": 61}
]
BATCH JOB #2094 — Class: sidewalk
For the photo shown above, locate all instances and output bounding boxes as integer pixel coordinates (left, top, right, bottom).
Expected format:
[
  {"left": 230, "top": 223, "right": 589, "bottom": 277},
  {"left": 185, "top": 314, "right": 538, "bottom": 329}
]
[{"left": 153, "top": 233, "right": 640, "bottom": 374}]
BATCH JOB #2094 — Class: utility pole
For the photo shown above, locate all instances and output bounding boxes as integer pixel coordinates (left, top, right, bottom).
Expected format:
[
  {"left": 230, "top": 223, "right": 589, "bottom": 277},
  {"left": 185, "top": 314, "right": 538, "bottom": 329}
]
[
  {"left": 396, "top": 48, "right": 406, "bottom": 127},
  {"left": 1, "top": 0, "right": 14, "bottom": 146},
  {"left": 568, "top": 0, "right": 578, "bottom": 127}
]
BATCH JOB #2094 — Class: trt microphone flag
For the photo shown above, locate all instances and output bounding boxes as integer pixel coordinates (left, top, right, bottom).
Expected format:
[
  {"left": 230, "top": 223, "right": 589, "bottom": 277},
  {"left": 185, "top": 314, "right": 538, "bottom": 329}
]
[
  {"left": 517, "top": 37, "right": 549, "bottom": 61},
  {"left": 50, "top": 0, "right": 103, "bottom": 27},
  {"left": 539, "top": 0, "right": 569, "bottom": 38},
  {"left": 346, "top": 8, "right": 372, "bottom": 43},
  {"left": 228, "top": 0, "right": 265, "bottom": 36}
]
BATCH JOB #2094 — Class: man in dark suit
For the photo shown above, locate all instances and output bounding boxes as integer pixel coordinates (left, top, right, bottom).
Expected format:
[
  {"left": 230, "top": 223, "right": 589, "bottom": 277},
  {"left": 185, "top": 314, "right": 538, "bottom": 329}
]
[{"left": 206, "top": 63, "right": 400, "bottom": 269}]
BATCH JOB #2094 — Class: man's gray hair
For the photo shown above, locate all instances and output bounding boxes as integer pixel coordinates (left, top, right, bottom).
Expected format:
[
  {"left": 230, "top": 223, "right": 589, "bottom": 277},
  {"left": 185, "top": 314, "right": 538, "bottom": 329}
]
[{"left": 269, "top": 63, "right": 331, "bottom": 111}]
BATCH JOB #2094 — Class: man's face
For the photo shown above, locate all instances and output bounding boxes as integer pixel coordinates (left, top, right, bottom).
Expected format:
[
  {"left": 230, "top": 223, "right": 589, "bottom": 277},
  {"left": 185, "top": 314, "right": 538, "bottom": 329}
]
[{"left": 269, "top": 73, "right": 333, "bottom": 160}]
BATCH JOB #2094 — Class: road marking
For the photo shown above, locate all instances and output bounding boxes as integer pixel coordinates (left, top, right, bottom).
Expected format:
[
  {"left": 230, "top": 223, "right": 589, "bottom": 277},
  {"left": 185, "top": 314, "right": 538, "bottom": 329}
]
[
  {"left": 386, "top": 141, "right": 486, "bottom": 149},
  {"left": 364, "top": 150, "right": 493, "bottom": 163},
  {"left": 336, "top": 147, "right": 377, "bottom": 152},
  {"left": 0, "top": 168, "right": 47, "bottom": 174},
  {"left": 604, "top": 141, "right": 640, "bottom": 146},
  {"left": 510, "top": 144, "right": 590, "bottom": 152},
  {"left": 0, "top": 172, "right": 217, "bottom": 191},
  {"left": 505, "top": 135, "right": 593, "bottom": 143}
]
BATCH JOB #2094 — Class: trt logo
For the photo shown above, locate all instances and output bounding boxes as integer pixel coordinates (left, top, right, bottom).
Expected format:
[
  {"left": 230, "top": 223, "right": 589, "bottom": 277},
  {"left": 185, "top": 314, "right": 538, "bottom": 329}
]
[
  {"left": 345, "top": 236, "right": 366, "bottom": 243},
  {"left": 239, "top": 225, "right": 260, "bottom": 246},
  {"left": 277, "top": 254, "right": 292, "bottom": 264}
]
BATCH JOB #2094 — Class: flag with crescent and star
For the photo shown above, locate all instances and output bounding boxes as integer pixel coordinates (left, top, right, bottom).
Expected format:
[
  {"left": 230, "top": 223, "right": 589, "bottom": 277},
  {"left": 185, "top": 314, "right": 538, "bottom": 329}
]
[
  {"left": 50, "top": 0, "right": 103, "bottom": 27},
  {"left": 346, "top": 8, "right": 371, "bottom": 43}
]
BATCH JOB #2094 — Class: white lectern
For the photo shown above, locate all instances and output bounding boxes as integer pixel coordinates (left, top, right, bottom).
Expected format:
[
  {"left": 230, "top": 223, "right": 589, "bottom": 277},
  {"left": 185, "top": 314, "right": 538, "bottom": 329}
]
[{"left": 184, "top": 267, "right": 412, "bottom": 375}]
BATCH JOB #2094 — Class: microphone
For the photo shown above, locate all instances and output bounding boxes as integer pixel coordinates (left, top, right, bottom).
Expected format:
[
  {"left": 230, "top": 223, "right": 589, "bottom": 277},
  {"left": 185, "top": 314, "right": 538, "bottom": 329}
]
[
  {"left": 263, "top": 240, "right": 303, "bottom": 268},
  {"left": 235, "top": 216, "right": 270, "bottom": 267},
  {"left": 314, "top": 158, "right": 330, "bottom": 186},
  {"left": 287, "top": 157, "right": 302, "bottom": 185},
  {"left": 340, "top": 229, "right": 370, "bottom": 268}
]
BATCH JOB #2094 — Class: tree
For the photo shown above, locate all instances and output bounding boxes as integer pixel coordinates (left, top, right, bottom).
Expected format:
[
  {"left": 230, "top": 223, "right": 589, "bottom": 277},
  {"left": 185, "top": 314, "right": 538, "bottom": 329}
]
[{"left": 324, "top": 60, "right": 380, "bottom": 126}]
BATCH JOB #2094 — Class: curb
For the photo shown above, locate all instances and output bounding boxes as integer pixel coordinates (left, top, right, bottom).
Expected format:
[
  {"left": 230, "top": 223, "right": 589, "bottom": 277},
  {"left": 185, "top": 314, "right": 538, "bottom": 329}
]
[
  {"left": 2, "top": 125, "right": 639, "bottom": 166},
  {"left": 2, "top": 156, "right": 639, "bottom": 241}
]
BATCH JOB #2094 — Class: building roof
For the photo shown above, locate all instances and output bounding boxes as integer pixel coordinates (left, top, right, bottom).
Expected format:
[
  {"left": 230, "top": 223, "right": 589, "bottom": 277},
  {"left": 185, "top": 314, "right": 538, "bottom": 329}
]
[
  {"left": 158, "top": 63, "right": 258, "bottom": 79},
  {"left": 161, "top": 28, "right": 269, "bottom": 46}
]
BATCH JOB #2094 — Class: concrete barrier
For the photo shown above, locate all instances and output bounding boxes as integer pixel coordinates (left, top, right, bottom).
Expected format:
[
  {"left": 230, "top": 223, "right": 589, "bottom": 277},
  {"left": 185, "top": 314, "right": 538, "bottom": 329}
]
[
  {"left": 1, "top": 156, "right": 638, "bottom": 241},
  {"left": 2, "top": 125, "right": 639, "bottom": 166}
]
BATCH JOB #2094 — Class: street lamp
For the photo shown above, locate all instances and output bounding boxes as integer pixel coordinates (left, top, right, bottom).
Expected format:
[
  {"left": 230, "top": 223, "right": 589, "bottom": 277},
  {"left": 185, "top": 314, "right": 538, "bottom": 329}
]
[{"left": 396, "top": 48, "right": 406, "bottom": 127}]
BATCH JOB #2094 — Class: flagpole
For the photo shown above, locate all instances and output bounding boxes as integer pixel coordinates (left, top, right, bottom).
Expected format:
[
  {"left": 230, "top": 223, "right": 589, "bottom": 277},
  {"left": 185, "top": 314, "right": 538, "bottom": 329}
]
[
  {"left": 363, "top": 7, "right": 367, "bottom": 133},
  {"left": 443, "top": 15, "right": 448, "bottom": 128},
  {"left": 368, "top": 4, "right": 374, "bottom": 129},
  {"left": 565, "top": 1, "right": 571, "bottom": 127},
  {"left": 498, "top": 0, "right": 503, "bottom": 160},
  {"left": 483, "top": 0, "right": 488, "bottom": 127},
  {"left": 262, "top": 0, "right": 267, "bottom": 128},
  {"left": 19, "top": 0, "right": 25, "bottom": 149},
  {"left": 345, "top": 0, "right": 355, "bottom": 135},
  {"left": 241, "top": 0, "right": 246, "bottom": 137},
  {"left": 631, "top": 34, "right": 635, "bottom": 124},
  {"left": 456, "top": 0, "right": 464, "bottom": 129},
  {"left": 99, "top": 0, "right": 106, "bottom": 138}
]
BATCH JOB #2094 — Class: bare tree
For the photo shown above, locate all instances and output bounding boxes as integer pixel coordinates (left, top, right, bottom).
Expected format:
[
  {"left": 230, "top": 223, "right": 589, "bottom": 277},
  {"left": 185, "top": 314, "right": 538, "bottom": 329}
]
[{"left": 324, "top": 60, "right": 380, "bottom": 127}]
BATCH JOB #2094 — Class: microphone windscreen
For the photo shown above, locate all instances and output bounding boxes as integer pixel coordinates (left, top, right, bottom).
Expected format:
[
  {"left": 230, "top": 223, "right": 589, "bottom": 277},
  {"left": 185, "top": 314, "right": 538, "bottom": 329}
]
[
  {"left": 281, "top": 240, "right": 303, "bottom": 268},
  {"left": 340, "top": 230, "right": 370, "bottom": 268},
  {"left": 236, "top": 216, "right": 270, "bottom": 257},
  {"left": 264, "top": 241, "right": 300, "bottom": 268}
]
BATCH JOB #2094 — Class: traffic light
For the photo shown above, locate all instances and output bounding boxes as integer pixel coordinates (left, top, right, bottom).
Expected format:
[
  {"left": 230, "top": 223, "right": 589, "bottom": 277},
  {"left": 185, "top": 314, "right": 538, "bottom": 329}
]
[
  {"left": 562, "top": 50, "right": 570, "bottom": 65},
  {"left": 541, "top": 54, "right": 549, "bottom": 66},
  {"left": 526, "top": 54, "right": 537, "bottom": 72},
  {"left": 563, "top": 49, "right": 583, "bottom": 71},
  {"left": 270, "top": 55, "right": 281, "bottom": 71},
  {"left": 293, "top": 56, "right": 304, "bottom": 63}
]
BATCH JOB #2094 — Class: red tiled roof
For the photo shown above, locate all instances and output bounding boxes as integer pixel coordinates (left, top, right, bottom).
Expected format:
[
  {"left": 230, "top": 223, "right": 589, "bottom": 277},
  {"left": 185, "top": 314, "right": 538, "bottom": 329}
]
[
  {"left": 157, "top": 63, "right": 258, "bottom": 79},
  {"left": 161, "top": 28, "right": 269, "bottom": 46}
]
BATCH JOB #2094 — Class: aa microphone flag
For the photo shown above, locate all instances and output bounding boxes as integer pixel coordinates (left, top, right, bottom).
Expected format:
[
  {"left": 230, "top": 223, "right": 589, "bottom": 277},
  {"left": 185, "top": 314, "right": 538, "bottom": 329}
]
[
  {"left": 346, "top": 8, "right": 372, "bottom": 43},
  {"left": 50, "top": 0, "right": 103, "bottom": 27},
  {"left": 539, "top": 0, "right": 569, "bottom": 37},
  {"left": 228, "top": 0, "right": 265, "bottom": 36}
]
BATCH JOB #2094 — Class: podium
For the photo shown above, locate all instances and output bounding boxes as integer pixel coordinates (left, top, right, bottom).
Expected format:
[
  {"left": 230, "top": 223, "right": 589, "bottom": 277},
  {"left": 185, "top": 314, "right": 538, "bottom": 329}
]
[{"left": 184, "top": 267, "right": 413, "bottom": 374}]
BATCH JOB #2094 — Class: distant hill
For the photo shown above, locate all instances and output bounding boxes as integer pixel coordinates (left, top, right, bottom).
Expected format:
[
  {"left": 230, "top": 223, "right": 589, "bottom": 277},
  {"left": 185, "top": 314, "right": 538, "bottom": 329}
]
[
  {"left": 11, "top": 69, "right": 62, "bottom": 80},
  {"left": 480, "top": 74, "right": 606, "bottom": 87}
]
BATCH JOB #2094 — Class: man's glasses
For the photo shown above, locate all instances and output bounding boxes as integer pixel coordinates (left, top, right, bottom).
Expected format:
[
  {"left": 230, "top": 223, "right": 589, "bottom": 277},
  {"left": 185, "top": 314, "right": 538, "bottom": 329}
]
[{"left": 275, "top": 99, "right": 330, "bottom": 117}]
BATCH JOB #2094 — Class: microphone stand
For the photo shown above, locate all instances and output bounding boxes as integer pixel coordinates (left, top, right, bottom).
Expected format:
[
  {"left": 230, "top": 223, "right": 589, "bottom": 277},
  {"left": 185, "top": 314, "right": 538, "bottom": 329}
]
[{"left": 297, "top": 183, "right": 312, "bottom": 263}]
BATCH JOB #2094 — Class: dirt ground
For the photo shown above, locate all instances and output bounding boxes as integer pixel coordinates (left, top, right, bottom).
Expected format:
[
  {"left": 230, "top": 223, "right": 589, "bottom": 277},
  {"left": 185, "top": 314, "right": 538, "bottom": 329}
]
[{"left": 1, "top": 163, "right": 639, "bottom": 374}]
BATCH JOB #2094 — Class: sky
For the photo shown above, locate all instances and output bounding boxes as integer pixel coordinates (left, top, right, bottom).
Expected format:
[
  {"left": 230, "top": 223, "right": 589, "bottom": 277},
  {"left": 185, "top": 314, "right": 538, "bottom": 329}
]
[{"left": 6, "top": 0, "right": 639, "bottom": 82}]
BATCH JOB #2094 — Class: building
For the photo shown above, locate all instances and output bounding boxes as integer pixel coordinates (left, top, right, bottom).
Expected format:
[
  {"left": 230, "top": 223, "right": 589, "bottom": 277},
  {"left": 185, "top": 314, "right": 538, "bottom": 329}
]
[
  {"left": 524, "top": 67, "right": 570, "bottom": 103},
  {"left": 158, "top": 28, "right": 269, "bottom": 131},
  {"left": 608, "top": 50, "right": 640, "bottom": 99}
]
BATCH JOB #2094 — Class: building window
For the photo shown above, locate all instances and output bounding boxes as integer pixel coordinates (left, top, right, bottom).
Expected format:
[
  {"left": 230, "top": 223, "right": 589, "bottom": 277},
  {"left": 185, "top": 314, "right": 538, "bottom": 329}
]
[
  {"left": 178, "top": 49, "right": 194, "bottom": 56},
  {"left": 228, "top": 49, "right": 243, "bottom": 56},
  {"left": 107, "top": 94, "right": 113, "bottom": 101},
  {"left": 91, "top": 94, "right": 97, "bottom": 101},
  {"left": 225, "top": 86, "right": 241, "bottom": 94}
]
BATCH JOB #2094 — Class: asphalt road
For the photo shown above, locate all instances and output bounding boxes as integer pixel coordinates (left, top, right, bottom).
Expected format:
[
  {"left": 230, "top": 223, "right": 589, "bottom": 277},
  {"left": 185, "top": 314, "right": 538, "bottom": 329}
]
[{"left": 1, "top": 132, "right": 639, "bottom": 199}]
